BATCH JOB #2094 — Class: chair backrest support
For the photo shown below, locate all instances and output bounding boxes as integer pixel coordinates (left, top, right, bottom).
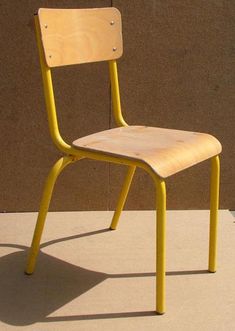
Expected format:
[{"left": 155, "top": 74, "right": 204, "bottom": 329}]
[{"left": 35, "top": 8, "right": 126, "bottom": 155}]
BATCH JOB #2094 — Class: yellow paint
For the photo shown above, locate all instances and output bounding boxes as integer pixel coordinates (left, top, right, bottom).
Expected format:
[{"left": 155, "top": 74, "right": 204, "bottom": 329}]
[
  {"left": 155, "top": 178, "right": 166, "bottom": 314},
  {"left": 109, "top": 60, "right": 128, "bottom": 127},
  {"left": 25, "top": 156, "right": 75, "bottom": 274},
  {"left": 110, "top": 166, "right": 136, "bottom": 229},
  {"left": 209, "top": 155, "right": 220, "bottom": 272}
]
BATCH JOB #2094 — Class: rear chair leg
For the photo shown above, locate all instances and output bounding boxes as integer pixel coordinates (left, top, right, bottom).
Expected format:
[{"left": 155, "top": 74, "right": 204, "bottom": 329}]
[
  {"left": 110, "top": 166, "right": 136, "bottom": 230},
  {"left": 208, "top": 155, "right": 220, "bottom": 272},
  {"left": 25, "top": 156, "right": 75, "bottom": 275}
]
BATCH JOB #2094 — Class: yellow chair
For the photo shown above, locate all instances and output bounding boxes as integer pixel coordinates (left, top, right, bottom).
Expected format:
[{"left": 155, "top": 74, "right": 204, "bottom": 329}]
[{"left": 26, "top": 7, "right": 222, "bottom": 315}]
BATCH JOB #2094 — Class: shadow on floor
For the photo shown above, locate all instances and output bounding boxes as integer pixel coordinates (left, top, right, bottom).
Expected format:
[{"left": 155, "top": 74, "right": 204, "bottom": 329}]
[
  {"left": 0, "top": 228, "right": 209, "bottom": 326},
  {"left": 229, "top": 210, "right": 235, "bottom": 220}
]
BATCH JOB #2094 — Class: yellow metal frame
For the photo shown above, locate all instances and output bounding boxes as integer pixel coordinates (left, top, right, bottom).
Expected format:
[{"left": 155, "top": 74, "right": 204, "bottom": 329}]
[{"left": 25, "top": 15, "right": 221, "bottom": 315}]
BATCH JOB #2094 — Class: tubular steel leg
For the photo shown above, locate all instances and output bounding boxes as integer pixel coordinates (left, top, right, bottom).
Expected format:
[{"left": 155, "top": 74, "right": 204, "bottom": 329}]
[
  {"left": 25, "top": 156, "right": 75, "bottom": 275},
  {"left": 208, "top": 155, "right": 220, "bottom": 273},
  {"left": 110, "top": 166, "right": 136, "bottom": 230},
  {"left": 155, "top": 177, "right": 166, "bottom": 314}
]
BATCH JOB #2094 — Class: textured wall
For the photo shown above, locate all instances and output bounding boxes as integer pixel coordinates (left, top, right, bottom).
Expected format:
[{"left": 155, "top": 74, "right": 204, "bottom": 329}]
[{"left": 0, "top": 0, "right": 234, "bottom": 212}]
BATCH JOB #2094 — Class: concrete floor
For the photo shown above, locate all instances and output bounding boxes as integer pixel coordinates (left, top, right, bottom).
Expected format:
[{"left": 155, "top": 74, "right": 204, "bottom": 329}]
[{"left": 0, "top": 210, "right": 234, "bottom": 331}]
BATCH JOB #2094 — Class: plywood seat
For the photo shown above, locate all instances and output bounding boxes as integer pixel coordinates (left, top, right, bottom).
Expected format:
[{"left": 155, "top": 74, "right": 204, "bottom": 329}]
[{"left": 72, "top": 125, "right": 221, "bottom": 178}]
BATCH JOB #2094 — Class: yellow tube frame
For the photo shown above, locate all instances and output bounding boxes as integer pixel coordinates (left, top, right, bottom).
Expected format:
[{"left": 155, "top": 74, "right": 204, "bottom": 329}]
[
  {"left": 26, "top": 15, "right": 221, "bottom": 315},
  {"left": 110, "top": 166, "right": 136, "bottom": 230},
  {"left": 25, "top": 156, "right": 76, "bottom": 275},
  {"left": 208, "top": 155, "right": 220, "bottom": 272}
]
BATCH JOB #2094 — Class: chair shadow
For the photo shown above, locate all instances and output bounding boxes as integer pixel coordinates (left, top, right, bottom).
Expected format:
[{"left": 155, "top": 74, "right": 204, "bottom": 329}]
[{"left": 0, "top": 228, "right": 209, "bottom": 326}]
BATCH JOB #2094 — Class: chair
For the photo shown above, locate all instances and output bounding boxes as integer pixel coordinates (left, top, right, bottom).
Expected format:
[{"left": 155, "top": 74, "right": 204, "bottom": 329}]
[{"left": 25, "top": 7, "right": 222, "bottom": 315}]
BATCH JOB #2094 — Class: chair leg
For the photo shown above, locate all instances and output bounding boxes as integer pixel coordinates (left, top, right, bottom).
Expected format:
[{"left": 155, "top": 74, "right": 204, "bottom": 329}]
[
  {"left": 110, "top": 166, "right": 136, "bottom": 230},
  {"left": 155, "top": 177, "right": 166, "bottom": 314},
  {"left": 25, "top": 155, "right": 75, "bottom": 275},
  {"left": 208, "top": 155, "right": 220, "bottom": 273}
]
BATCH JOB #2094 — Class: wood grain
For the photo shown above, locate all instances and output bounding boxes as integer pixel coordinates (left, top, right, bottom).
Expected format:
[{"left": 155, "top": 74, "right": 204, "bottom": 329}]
[
  {"left": 38, "top": 7, "right": 123, "bottom": 67},
  {"left": 72, "top": 126, "right": 222, "bottom": 178}
]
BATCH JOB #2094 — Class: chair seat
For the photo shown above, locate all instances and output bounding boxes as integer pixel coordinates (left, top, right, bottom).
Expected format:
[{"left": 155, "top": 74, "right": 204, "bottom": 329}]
[{"left": 72, "top": 126, "right": 221, "bottom": 178}]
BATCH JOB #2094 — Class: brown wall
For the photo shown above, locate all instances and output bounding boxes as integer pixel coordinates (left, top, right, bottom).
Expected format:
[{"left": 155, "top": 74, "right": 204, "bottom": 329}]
[{"left": 0, "top": 0, "right": 234, "bottom": 212}]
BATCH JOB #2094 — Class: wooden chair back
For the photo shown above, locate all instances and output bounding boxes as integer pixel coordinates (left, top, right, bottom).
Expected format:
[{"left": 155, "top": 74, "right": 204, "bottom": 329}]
[{"left": 37, "top": 7, "right": 123, "bottom": 67}]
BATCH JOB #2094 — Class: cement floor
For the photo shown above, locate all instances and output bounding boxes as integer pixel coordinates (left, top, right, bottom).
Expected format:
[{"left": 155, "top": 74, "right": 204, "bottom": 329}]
[{"left": 0, "top": 210, "right": 234, "bottom": 330}]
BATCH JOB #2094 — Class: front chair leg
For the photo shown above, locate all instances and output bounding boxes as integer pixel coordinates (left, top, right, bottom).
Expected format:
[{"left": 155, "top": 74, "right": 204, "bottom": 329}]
[
  {"left": 25, "top": 155, "right": 76, "bottom": 275},
  {"left": 155, "top": 177, "right": 166, "bottom": 314},
  {"left": 110, "top": 166, "right": 136, "bottom": 230},
  {"left": 208, "top": 155, "right": 220, "bottom": 272}
]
